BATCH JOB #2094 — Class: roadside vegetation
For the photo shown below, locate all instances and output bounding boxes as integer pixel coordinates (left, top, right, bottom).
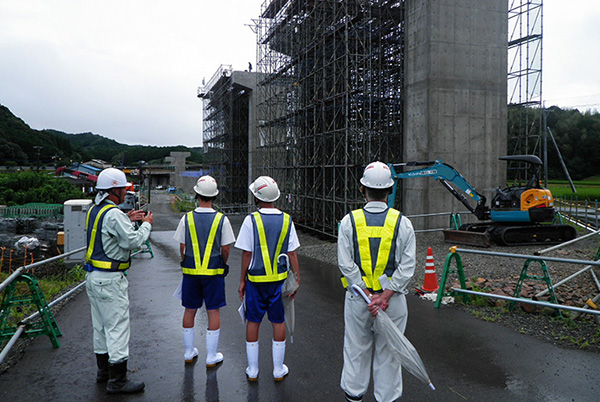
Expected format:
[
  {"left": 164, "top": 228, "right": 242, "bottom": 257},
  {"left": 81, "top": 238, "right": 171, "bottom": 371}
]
[{"left": 0, "top": 263, "right": 85, "bottom": 344}]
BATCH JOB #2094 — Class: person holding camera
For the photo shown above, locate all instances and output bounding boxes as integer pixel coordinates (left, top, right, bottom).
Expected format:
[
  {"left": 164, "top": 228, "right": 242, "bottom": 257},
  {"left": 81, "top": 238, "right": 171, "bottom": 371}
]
[{"left": 85, "top": 168, "right": 153, "bottom": 394}]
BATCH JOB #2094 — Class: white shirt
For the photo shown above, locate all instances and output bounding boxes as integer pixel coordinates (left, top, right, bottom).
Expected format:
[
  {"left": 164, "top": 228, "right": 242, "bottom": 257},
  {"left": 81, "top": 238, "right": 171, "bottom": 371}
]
[
  {"left": 234, "top": 208, "right": 300, "bottom": 253},
  {"left": 337, "top": 201, "right": 415, "bottom": 294},
  {"left": 173, "top": 207, "right": 236, "bottom": 246}
]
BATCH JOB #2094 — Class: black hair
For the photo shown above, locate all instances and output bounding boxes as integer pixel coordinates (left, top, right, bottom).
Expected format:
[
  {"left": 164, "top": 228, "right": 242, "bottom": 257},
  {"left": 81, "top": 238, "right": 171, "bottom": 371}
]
[
  {"left": 197, "top": 194, "right": 217, "bottom": 203},
  {"left": 363, "top": 186, "right": 392, "bottom": 202}
]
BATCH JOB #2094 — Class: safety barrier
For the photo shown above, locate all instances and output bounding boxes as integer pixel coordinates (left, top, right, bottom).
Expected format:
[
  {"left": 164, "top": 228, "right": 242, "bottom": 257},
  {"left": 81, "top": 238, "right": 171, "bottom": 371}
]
[
  {"left": 435, "top": 246, "right": 600, "bottom": 317},
  {"left": 0, "top": 246, "right": 86, "bottom": 365},
  {"left": 2, "top": 203, "right": 63, "bottom": 218},
  {"left": 556, "top": 197, "right": 600, "bottom": 230}
]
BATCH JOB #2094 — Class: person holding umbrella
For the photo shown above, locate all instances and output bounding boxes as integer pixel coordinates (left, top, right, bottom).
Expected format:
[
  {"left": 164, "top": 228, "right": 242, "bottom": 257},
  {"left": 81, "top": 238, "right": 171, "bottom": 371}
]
[
  {"left": 337, "top": 161, "right": 416, "bottom": 402},
  {"left": 235, "top": 176, "right": 300, "bottom": 381},
  {"left": 174, "top": 175, "right": 236, "bottom": 366}
]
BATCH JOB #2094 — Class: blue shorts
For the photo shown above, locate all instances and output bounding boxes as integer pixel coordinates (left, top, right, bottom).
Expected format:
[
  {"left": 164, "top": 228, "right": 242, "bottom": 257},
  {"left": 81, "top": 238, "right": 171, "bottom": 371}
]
[
  {"left": 245, "top": 280, "right": 285, "bottom": 324},
  {"left": 181, "top": 275, "right": 226, "bottom": 310}
]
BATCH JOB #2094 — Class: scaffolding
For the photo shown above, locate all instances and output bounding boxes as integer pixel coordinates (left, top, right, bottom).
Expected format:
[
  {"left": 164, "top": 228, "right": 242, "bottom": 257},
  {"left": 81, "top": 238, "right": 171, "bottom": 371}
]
[
  {"left": 198, "top": 65, "right": 251, "bottom": 206},
  {"left": 507, "top": 0, "right": 544, "bottom": 181},
  {"left": 255, "top": 0, "right": 405, "bottom": 237}
]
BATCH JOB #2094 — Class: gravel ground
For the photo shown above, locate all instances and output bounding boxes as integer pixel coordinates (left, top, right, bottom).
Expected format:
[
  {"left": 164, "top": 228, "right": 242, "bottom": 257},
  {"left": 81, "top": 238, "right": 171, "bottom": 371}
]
[{"left": 295, "top": 227, "right": 600, "bottom": 354}]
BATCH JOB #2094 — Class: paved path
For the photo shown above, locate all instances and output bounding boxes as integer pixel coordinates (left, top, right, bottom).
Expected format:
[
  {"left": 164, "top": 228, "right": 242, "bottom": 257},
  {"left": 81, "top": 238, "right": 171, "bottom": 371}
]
[{"left": 1, "top": 193, "right": 598, "bottom": 401}]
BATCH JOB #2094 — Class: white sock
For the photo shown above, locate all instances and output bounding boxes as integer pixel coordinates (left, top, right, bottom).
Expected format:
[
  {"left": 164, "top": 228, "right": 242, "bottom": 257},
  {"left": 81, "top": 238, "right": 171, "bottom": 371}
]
[
  {"left": 246, "top": 341, "right": 259, "bottom": 373},
  {"left": 183, "top": 327, "right": 194, "bottom": 356},
  {"left": 272, "top": 339, "right": 286, "bottom": 373}
]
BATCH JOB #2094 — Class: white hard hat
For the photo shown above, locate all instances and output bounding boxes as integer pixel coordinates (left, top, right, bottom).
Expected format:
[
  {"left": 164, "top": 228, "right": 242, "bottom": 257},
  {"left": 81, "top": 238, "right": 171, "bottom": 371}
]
[
  {"left": 194, "top": 175, "right": 219, "bottom": 197},
  {"left": 360, "top": 161, "right": 394, "bottom": 189},
  {"left": 96, "top": 168, "right": 131, "bottom": 190},
  {"left": 249, "top": 176, "right": 280, "bottom": 202}
]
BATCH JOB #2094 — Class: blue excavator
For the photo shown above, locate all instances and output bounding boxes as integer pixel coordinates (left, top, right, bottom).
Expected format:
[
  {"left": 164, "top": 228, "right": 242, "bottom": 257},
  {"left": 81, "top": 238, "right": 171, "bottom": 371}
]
[{"left": 387, "top": 155, "right": 577, "bottom": 246}]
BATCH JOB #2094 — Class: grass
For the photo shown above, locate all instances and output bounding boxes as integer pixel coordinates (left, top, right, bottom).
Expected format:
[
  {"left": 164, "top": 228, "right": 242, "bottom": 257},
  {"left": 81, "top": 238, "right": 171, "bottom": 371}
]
[
  {"left": 548, "top": 178, "right": 600, "bottom": 201},
  {"left": 0, "top": 264, "right": 85, "bottom": 329}
]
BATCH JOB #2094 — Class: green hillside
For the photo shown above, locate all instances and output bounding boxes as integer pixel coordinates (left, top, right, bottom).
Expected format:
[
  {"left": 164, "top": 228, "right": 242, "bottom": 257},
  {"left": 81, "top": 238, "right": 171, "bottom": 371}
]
[{"left": 0, "top": 104, "right": 202, "bottom": 167}]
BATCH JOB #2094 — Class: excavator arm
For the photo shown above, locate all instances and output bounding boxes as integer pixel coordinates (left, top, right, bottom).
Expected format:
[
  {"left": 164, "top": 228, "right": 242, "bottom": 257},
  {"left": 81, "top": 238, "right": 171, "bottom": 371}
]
[{"left": 387, "top": 160, "right": 490, "bottom": 220}]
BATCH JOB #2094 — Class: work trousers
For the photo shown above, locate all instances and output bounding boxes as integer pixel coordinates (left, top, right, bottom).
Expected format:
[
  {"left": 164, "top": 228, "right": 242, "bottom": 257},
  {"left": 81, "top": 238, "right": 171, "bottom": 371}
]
[
  {"left": 86, "top": 270, "right": 130, "bottom": 364},
  {"left": 341, "top": 291, "right": 407, "bottom": 402}
]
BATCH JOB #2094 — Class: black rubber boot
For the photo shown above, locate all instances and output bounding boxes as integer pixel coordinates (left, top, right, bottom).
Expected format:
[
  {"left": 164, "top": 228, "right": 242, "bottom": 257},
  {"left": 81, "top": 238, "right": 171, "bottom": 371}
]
[
  {"left": 106, "top": 361, "right": 145, "bottom": 394},
  {"left": 95, "top": 353, "right": 109, "bottom": 383}
]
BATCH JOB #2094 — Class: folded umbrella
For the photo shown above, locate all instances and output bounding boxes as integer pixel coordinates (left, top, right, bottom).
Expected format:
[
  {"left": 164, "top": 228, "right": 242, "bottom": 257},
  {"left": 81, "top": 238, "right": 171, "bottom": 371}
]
[
  {"left": 279, "top": 254, "right": 299, "bottom": 343},
  {"left": 351, "top": 284, "right": 435, "bottom": 390}
]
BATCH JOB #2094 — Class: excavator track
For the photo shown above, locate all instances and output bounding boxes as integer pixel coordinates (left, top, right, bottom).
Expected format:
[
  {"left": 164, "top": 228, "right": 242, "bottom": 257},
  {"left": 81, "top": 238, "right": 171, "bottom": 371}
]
[
  {"left": 490, "top": 224, "right": 577, "bottom": 246},
  {"left": 449, "top": 222, "right": 577, "bottom": 247}
]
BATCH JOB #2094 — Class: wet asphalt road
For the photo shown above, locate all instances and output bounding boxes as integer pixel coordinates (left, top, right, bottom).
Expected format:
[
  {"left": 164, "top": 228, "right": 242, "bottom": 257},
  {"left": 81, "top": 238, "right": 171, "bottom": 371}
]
[{"left": 0, "top": 192, "right": 599, "bottom": 401}]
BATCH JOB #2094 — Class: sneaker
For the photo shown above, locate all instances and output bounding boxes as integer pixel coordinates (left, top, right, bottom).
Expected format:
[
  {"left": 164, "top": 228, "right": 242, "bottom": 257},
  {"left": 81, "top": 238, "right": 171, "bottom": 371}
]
[
  {"left": 206, "top": 352, "right": 223, "bottom": 368},
  {"left": 245, "top": 366, "right": 259, "bottom": 381},
  {"left": 273, "top": 364, "right": 289, "bottom": 381},
  {"left": 184, "top": 348, "right": 198, "bottom": 364}
]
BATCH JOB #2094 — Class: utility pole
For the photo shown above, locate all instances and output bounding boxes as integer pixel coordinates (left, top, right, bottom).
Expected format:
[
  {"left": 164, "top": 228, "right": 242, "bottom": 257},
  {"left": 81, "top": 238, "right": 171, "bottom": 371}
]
[{"left": 33, "top": 146, "right": 42, "bottom": 171}]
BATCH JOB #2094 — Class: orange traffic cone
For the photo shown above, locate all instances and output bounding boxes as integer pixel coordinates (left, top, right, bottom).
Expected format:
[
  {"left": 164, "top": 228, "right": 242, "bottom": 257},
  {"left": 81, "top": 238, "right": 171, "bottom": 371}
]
[{"left": 422, "top": 247, "right": 439, "bottom": 292}]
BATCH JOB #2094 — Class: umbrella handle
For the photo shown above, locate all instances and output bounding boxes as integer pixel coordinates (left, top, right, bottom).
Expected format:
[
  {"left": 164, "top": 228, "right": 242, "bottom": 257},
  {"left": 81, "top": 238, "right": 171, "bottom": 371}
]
[
  {"left": 350, "top": 284, "right": 371, "bottom": 304},
  {"left": 278, "top": 253, "right": 290, "bottom": 268}
]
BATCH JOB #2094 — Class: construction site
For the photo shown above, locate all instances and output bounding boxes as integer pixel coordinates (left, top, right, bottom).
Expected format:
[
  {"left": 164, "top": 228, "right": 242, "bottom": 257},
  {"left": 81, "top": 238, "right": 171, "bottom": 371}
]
[{"left": 198, "top": 0, "right": 544, "bottom": 237}]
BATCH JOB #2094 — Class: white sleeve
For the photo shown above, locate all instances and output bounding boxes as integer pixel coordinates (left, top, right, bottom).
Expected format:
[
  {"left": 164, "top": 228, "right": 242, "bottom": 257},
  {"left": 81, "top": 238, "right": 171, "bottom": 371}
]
[
  {"left": 173, "top": 215, "right": 186, "bottom": 244},
  {"left": 234, "top": 215, "right": 254, "bottom": 251},
  {"left": 288, "top": 222, "right": 300, "bottom": 251},
  {"left": 221, "top": 216, "right": 236, "bottom": 246}
]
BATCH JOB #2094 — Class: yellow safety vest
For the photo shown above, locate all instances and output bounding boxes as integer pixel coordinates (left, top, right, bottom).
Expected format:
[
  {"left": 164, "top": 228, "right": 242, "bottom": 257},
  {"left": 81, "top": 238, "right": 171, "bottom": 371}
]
[
  {"left": 85, "top": 204, "right": 130, "bottom": 271},
  {"left": 248, "top": 212, "right": 291, "bottom": 283},
  {"left": 181, "top": 211, "right": 226, "bottom": 276},
  {"left": 340, "top": 208, "right": 400, "bottom": 291}
]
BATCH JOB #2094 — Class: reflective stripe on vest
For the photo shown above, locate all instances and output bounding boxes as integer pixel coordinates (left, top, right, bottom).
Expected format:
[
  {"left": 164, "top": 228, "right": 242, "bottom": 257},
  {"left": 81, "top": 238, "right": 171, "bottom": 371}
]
[
  {"left": 181, "top": 211, "right": 225, "bottom": 276},
  {"left": 340, "top": 208, "right": 401, "bottom": 291},
  {"left": 85, "top": 203, "right": 130, "bottom": 271},
  {"left": 248, "top": 212, "right": 290, "bottom": 283}
]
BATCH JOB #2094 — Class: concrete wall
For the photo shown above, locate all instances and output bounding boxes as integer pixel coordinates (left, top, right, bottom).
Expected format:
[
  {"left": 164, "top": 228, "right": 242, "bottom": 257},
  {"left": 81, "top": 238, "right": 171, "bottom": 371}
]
[
  {"left": 165, "top": 151, "right": 193, "bottom": 191},
  {"left": 404, "top": 0, "right": 507, "bottom": 228}
]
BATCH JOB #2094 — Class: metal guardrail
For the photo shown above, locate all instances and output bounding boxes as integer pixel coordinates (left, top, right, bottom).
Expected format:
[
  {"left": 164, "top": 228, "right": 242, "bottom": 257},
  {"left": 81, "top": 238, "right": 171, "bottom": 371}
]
[
  {"left": 440, "top": 247, "right": 600, "bottom": 316},
  {"left": 556, "top": 197, "right": 600, "bottom": 230},
  {"left": 2, "top": 203, "right": 63, "bottom": 218},
  {"left": 0, "top": 246, "right": 86, "bottom": 364}
]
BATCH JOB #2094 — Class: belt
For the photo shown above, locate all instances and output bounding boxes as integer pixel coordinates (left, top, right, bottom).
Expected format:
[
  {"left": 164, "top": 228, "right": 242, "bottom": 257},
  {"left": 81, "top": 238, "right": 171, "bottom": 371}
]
[{"left": 84, "top": 263, "right": 128, "bottom": 273}]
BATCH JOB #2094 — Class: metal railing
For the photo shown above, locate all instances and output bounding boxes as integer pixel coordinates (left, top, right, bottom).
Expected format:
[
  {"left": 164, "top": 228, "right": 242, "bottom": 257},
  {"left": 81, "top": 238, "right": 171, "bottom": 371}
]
[
  {"left": 0, "top": 246, "right": 86, "bottom": 364},
  {"left": 442, "top": 247, "right": 600, "bottom": 316},
  {"left": 556, "top": 196, "right": 600, "bottom": 230}
]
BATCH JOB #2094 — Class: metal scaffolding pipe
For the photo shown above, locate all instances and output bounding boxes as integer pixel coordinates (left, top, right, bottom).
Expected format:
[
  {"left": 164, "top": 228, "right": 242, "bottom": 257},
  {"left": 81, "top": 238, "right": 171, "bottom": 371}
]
[
  {"left": 453, "top": 247, "right": 600, "bottom": 266},
  {"left": 0, "top": 326, "right": 25, "bottom": 365},
  {"left": 535, "top": 265, "right": 593, "bottom": 297},
  {"left": 451, "top": 288, "right": 600, "bottom": 316},
  {"left": 21, "top": 281, "right": 86, "bottom": 324},
  {"left": 534, "top": 229, "right": 600, "bottom": 256},
  {"left": 0, "top": 247, "right": 86, "bottom": 293}
]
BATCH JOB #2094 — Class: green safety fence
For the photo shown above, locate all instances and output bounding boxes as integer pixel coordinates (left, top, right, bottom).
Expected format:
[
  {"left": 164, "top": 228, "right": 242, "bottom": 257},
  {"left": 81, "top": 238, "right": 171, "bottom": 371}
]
[{"left": 2, "top": 203, "right": 63, "bottom": 218}]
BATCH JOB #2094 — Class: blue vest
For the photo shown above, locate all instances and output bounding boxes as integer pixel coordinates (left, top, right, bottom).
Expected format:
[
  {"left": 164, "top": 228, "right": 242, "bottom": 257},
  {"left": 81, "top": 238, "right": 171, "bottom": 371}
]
[
  {"left": 85, "top": 203, "right": 131, "bottom": 271},
  {"left": 181, "top": 211, "right": 228, "bottom": 276},
  {"left": 247, "top": 212, "right": 291, "bottom": 283}
]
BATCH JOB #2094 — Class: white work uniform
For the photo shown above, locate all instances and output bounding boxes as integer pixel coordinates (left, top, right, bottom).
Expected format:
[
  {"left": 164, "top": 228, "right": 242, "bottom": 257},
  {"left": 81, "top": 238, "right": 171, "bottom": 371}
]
[
  {"left": 85, "top": 200, "right": 152, "bottom": 364},
  {"left": 173, "top": 207, "right": 236, "bottom": 246},
  {"left": 337, "top": 201, "right": 416, "bottom": 402}
]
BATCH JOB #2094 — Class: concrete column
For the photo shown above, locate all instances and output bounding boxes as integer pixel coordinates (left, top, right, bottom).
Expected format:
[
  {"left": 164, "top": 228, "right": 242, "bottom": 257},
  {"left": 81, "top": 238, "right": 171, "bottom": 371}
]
[{"left": 404, "top": 0, "right": 507, "bottom": 228}]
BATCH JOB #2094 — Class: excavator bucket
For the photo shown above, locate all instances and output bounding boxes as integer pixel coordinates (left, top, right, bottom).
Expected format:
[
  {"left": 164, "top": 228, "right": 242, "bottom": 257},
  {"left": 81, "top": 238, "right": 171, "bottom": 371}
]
[{"left": 442, "top": 229, "right": 491, "bottom": 248}]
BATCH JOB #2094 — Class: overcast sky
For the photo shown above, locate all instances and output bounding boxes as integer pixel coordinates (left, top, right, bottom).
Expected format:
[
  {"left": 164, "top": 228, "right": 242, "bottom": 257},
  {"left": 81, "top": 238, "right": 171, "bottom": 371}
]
[{"left": 1, "top": 1, "right": 599, "bottom": 147}]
